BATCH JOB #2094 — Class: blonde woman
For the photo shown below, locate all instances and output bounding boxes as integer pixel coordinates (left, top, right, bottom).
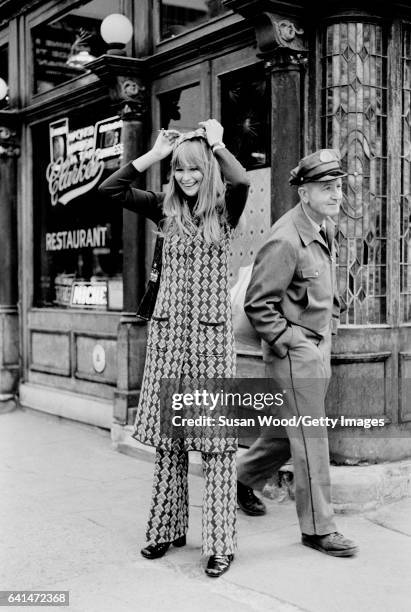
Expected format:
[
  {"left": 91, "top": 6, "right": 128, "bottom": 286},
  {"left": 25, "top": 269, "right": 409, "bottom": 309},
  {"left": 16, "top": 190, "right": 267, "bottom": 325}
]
[{"left": 99, "top": 119, "right": 249, "bottom": 577}]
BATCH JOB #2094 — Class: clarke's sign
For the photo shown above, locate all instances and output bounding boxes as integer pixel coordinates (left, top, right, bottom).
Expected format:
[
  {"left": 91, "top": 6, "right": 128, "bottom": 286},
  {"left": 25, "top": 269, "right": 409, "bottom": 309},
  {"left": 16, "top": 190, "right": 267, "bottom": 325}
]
[{"left": 46, "top": 116, "right": 123, "bottom": 206}]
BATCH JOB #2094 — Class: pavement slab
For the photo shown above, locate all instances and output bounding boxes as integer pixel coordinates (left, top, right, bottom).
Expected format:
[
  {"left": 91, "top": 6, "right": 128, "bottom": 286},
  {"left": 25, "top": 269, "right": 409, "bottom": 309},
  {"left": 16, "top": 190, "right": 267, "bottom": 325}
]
[{"left": 1, "top": 408, "right": 411, "bottom": 612}]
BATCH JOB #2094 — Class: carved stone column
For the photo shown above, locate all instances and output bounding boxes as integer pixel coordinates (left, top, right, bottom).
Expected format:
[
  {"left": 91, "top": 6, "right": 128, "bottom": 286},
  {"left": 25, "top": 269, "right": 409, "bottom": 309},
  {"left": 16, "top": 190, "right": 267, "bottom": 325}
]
[
  {"left": 115, "top": 74, "right": 149, "bottom": 425},
  {"left": 0, "top": 113, "right": 20, "bottom": 413},
  {"left": 87, "top": 57, "right": 150, "bottom": 425},
  {"left": 255, "top": 13, "right": 308, "bottom": 222}
]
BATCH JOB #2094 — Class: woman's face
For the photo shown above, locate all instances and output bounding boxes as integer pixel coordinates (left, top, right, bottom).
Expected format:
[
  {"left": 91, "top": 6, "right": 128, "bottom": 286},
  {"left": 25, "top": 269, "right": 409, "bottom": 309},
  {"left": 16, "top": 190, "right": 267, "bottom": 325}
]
[{"left": 174, "top": 163, "right": 204, "bottom": 198}]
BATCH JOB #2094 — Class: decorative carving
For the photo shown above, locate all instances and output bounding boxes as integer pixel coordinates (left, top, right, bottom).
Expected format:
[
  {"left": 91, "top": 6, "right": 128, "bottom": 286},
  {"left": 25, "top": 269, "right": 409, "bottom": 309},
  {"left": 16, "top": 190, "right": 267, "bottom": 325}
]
[
  {"left": 264, "top": 52, "right": 307, "bottom": 71},
  {"left": 277, "top": 20, "right": 304, "bottom": 44},
  {"left": 116, "top": 76, "right": 148, "bottom": 121},
  {"left": 0, "top": 125, "right": 20, "bottom": 157},
  {"left": 86, "top": 56, "right": 148, "bottom": 122},
  {"left": 255, "top": 12, "right": 307, "bottom": 61},
  {"left": 322, "top": 22, "right": 388, "bottom": 325}
]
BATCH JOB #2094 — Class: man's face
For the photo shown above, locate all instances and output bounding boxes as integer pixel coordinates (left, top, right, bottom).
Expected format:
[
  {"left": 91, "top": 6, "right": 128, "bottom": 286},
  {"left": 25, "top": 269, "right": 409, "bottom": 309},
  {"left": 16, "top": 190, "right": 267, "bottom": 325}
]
[{"left": 299, "top": 178, "right": 343, "bottom": 223}]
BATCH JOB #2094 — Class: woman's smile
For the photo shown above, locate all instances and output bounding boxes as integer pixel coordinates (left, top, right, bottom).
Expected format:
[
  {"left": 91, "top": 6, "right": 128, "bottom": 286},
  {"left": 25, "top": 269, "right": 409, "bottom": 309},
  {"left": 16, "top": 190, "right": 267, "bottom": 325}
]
[{"left": 175, "top": 165, "right": 204, "bottom": 197}]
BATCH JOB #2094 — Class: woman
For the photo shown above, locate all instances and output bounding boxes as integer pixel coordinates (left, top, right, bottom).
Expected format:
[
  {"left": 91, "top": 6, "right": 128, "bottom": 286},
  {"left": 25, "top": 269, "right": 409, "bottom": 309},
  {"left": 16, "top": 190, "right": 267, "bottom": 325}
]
[{"left": 99, "top": 119, "right": 249, "bottom": 577}]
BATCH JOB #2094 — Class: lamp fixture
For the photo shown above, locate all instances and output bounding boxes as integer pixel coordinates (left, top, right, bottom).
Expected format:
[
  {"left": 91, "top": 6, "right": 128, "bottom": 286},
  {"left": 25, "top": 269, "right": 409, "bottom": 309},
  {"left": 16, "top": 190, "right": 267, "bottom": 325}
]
[{"left": 100, "top": 14, "right": 133, "bottom": 56}]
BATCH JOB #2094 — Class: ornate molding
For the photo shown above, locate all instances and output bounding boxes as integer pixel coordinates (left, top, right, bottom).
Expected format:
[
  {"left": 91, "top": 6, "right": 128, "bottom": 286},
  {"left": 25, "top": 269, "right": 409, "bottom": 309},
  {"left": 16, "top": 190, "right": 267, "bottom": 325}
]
[
  {"left": 255, "top": 12, "right": 307, "bottom": 62},
  {"left": 223, "top": 0, "right": 305, "bottom": 19},
  {"left": 0, "top": 112, "right": 20, "bottom": 158},
  {"left": 86, "top": 56, "right": 148, "bottom": 122},
  {"left": 116, "top": 77, "right": 148, "bottom": 122}
]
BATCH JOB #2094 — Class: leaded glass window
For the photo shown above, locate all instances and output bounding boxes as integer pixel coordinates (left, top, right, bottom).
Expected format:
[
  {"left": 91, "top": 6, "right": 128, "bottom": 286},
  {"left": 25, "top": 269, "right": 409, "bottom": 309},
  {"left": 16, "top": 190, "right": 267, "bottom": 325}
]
[
  {"left": 322, "top": 22, "right": 388, "bottom": 324},
  {"left": 401, "top": 27, "right": 411, "bottom": 323}
]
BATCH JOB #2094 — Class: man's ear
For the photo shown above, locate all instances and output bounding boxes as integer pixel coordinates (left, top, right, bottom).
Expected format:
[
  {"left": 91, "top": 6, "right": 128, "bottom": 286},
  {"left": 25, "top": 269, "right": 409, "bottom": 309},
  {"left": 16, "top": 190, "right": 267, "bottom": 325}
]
[{"left": 298, "top": 185, "right": 308, "bottom": 203}]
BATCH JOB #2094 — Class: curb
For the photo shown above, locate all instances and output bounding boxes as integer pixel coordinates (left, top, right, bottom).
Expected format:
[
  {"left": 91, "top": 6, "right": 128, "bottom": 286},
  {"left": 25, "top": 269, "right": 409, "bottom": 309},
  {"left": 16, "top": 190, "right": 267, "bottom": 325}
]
[{"left": 112, "top": 423, "right": 411, "bottom": 513}]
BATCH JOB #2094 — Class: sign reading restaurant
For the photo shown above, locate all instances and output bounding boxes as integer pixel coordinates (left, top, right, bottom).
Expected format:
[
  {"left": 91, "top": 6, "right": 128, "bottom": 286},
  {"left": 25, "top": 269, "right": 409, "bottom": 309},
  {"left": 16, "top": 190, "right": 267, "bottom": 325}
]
[{"left": 41, "top": 114, "right": 124, "bottom": 310}]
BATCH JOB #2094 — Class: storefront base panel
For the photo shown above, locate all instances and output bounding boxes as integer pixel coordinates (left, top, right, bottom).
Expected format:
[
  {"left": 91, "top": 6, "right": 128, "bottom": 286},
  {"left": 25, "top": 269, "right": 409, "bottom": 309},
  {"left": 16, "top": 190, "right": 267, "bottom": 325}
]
[{"left": 19, "top": 382, "right": 112, "bottom": 429}]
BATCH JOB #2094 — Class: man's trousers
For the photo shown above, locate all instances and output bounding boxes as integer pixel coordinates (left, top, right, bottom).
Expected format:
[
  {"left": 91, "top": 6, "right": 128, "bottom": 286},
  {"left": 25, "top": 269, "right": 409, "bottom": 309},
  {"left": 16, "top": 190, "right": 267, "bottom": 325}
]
[
  {"left": 146, "top": 440, "right": 237, "bottom": 555},
  {"left": 238, "top": 325, "right": 337, "bottom": 535}
]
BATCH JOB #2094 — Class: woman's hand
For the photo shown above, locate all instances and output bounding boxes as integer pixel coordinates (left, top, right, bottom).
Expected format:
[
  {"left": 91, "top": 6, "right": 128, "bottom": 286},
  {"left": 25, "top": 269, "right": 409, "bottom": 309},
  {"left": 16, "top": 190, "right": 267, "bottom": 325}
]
[
  {"left": 151, "top": 129, "right": 181, "bottom": 160},
  {"left": 198, "top": 119, "right": 224, "bottom": 148},
  {"left": 132, "top": 129, "right": 180, "bottom": 173}
]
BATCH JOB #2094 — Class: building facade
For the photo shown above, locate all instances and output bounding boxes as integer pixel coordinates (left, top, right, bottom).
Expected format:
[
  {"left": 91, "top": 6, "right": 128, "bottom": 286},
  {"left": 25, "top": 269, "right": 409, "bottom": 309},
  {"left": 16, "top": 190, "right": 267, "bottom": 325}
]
[{"left": 0, "top": 0, "right": 410, "bottom": 463}]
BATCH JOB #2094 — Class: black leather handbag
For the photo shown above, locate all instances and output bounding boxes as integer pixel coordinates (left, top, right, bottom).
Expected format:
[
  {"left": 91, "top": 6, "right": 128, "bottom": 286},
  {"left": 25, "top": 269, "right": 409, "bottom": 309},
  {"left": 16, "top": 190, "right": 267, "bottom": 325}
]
[{"left": 136, "top": 235, "right": 164, "bottom": 321}]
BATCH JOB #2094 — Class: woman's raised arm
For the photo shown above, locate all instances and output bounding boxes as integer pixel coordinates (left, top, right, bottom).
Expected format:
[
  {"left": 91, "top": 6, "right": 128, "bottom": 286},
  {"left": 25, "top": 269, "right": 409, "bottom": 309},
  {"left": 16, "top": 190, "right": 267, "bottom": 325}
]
[
  {"left": 199, "top": 119, "right": 250, "bottom": 228},
  {"left": 98, "top": 130, "right": 180, "bottom": 222}
]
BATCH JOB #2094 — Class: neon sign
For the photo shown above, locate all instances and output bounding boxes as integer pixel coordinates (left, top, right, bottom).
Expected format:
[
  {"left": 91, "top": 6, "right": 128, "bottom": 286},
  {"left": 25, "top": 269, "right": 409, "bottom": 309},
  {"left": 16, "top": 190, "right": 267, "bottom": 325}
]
[{"left": 46, "top": 116, "right": 122, "bottom": 206}]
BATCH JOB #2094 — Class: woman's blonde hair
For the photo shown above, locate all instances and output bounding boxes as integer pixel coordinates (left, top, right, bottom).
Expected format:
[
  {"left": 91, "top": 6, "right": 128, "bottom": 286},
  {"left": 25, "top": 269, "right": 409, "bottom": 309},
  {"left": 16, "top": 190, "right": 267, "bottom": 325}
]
[{"left": 162, "top": 133, "right": 227, "bottom": 244}]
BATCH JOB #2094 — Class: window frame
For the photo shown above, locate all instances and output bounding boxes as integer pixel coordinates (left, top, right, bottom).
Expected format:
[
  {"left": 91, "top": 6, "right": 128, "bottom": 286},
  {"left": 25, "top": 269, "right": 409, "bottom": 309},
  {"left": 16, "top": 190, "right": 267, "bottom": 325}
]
[{"left": 24, "top": 0, "right": 133, "bottom": 106}]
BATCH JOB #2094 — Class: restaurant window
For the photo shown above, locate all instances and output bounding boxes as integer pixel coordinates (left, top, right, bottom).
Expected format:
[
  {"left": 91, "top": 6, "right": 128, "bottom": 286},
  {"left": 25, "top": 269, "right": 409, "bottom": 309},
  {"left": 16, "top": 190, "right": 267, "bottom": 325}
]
[
  {"left": 32, "top": 0, "right": 122, "bottom": 94},
  {"left": 220, "top": 63, "right": 270, "bottom": 170},
  {"left": 0, "top": 43, "right": 8, "bottom": 109},
  {"left": 33, "top": 107, "right": 124, "bottom": 311},
  {"left": 159, "top": 0, "right": 227, "bottom": 40}
]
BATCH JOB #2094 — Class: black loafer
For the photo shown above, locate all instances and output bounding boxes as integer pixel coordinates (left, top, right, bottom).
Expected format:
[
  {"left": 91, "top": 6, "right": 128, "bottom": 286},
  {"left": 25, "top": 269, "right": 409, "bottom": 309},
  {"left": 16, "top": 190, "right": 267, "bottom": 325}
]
[
  {"left": 205, "top": 554, "right": 234, "bottom": 578},
  {"left": 140, "top": 535, "right": 186, "bottom": 559},
  {"left": 237, "top": 480, "right": 266, "bottom": 516},
  {"left": 302, "top": 532, "right": 358, "bottom": 557}
]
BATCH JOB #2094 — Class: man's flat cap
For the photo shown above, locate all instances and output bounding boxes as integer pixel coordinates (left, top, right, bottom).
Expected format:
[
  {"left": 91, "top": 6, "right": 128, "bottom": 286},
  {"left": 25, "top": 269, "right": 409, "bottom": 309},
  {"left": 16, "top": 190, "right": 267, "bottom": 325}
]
[{"left": 289, "top": 149, "right": 347, "bottom": 186}]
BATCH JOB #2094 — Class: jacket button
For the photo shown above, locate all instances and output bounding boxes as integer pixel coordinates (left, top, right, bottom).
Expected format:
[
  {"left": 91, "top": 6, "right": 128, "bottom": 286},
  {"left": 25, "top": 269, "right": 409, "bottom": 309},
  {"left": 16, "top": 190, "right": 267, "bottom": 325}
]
[{"left": 315, "top": 271, "right": 319, "bottom": 276}]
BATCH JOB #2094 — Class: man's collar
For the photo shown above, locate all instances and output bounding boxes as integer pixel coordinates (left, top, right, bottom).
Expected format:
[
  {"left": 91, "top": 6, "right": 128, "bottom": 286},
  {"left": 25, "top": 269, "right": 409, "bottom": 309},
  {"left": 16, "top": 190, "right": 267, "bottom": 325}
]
[
  {"left": 292, "top": 202, "right": 335, "bottom": 246},
  {"left": 302, "top": 202, "right": 322, "bottom": 232}
]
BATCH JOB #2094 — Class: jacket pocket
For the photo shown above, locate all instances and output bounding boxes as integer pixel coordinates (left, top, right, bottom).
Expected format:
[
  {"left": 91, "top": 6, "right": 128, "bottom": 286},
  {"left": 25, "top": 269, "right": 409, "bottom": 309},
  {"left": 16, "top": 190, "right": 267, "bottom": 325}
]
[
  {"left": 298, "top": 262, "right": 326, "bottom": 280},
  {"left": 148, "top": 315, "right": 170, "bottom": 352},
  {"left": 198, "top": 320, "right": 225, "bottom": 356}
]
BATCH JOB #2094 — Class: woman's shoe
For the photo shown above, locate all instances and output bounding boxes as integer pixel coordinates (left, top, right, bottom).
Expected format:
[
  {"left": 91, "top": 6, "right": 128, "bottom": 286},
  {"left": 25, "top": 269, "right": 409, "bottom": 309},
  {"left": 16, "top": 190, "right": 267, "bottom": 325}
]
[
  {"left": 140, "top": 535, "right": 186, "bottom": 559},
  {"left": 205, "top": 554, "right": 234, "bottom": 577},
  {"left": 172, "top": 535, "right": 186, "bottom": 548}
]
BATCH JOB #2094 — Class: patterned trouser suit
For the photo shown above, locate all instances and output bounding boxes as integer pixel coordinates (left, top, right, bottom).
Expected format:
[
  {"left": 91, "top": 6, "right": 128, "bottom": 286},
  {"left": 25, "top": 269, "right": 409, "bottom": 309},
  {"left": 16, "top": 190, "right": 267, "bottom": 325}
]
[
  {"left": 146, "top": 441, "right": 237, "bottom": 556},
  {"left": 135, "top": 232, "right": 239, "bottom": 556}
]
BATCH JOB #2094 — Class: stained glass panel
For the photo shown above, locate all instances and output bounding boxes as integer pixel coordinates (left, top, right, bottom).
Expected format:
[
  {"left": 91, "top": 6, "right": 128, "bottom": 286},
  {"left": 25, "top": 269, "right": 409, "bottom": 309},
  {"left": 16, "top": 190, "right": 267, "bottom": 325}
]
[
  {"left": 322, "top": 22, "right": 388, "bottom": 324},
  {"left": 401, "top": 27, "right": 411, "bottom": 322}
]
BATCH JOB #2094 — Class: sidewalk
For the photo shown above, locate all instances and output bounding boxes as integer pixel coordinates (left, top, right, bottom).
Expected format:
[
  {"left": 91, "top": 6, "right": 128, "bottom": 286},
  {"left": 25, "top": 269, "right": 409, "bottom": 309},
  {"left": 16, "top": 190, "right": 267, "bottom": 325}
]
[{"left": 1, "top": 407, "right": 411, "bottom": 612}]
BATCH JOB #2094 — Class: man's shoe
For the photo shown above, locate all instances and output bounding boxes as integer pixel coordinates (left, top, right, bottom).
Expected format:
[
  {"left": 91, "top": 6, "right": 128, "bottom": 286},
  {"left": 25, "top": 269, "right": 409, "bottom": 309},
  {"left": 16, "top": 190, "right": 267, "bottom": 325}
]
[
  {"left": 302, "top": 532, "right": 358, "bottom": 557},
  {"left": 237, "top": 480, "right": 266, "bottom": 516},
  {"left": 140, "top": 535, "right": 186, "bottom": 559},
  {"left": 205, "top": 554, "right": 234, "bottom": 577}
]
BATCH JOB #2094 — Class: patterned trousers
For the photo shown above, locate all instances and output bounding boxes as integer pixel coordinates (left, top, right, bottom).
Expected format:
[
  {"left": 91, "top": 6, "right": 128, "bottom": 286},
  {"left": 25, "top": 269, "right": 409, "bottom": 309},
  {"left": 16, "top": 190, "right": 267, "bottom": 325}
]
[{"left": 146, "top": 441, "right": 237, "bottom": 556}]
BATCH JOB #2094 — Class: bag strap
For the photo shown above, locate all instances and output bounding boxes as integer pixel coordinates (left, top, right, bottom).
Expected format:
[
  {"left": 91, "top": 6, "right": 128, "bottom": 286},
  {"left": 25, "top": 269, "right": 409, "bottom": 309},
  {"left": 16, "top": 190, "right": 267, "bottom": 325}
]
[{"left": 136, "top": 234, "right": 164, "bottom": 321}]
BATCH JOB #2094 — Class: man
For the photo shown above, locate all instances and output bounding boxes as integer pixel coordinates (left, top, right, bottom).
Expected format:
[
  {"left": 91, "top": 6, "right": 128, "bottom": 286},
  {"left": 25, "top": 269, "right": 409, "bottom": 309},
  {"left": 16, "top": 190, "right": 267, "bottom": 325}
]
[{"left": 237, "top": 149, "right": 358, "bottom": 557}]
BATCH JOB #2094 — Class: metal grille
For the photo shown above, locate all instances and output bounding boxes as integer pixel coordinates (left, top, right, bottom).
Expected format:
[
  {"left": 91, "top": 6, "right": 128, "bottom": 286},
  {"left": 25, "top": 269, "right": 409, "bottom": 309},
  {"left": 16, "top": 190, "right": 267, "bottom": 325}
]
[
  {"left": 401, "top": 27, "right": 411, "bottom": 323},
  {"left": 322, "top": 22, "right": 388, "bottom": 324}
]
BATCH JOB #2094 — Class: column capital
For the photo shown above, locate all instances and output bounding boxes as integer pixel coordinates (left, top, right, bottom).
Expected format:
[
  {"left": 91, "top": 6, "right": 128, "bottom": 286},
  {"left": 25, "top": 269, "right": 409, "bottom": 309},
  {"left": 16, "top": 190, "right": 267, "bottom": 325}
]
[
  {"left": 115, "top": 76, "right": 148, "bottom": 122},
  {"left": 0, "top": 111, "right": 20, "bottom": 158},
  {"left": 86, "top": 55, "right": 149, "bottom": 122},
  {"left": 255, "top": 12, "right": 308, "bottom": 67}
]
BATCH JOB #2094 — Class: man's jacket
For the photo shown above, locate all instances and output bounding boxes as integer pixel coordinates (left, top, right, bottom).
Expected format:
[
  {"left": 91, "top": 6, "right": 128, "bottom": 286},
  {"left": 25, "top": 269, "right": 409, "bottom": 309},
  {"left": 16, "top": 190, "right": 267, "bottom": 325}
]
[{"left": 244, "top": 202, "right": 340, "bottom": 358}]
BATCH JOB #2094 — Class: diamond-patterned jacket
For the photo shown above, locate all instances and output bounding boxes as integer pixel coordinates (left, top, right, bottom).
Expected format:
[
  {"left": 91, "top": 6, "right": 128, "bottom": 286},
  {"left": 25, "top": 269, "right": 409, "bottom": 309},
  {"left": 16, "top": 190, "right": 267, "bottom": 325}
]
[{"left": 99, "top": 150, "right": 249, "bottom": 451}]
